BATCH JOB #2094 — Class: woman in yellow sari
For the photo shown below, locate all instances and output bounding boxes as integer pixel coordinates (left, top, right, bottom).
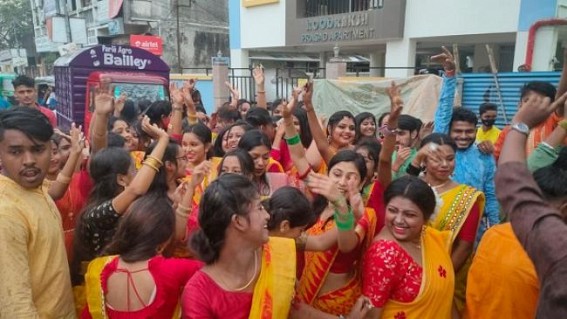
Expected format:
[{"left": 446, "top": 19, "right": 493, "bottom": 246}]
[
  {"left": 182, "top": 174, "right": 296, "bottom": 319},
  {"left": 362, "top": 176, "right": 455, "bottom": 319},
  {"left": 407, "top": 133, "right": 485, "bottom": 311}
]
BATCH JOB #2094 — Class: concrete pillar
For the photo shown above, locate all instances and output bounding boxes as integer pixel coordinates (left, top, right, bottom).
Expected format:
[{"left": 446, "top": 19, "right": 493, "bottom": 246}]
[
  {"left": 319, "top": 52, "right": 328, "bottom": 69},
  {"left": 230, "top": 48, "right": 249, "bottom": 69},
  {"left": 326, "top": 60, "right": 347, "bottom": 79},
  {"left": 370, "top": 51, "right": 385, "bottom": 77},
  {"left": 532, "top": 26, "right": 559, "bottom": 71},
  {"left": 385, "top": 39, "right": 416, "bottom": 78},
  {"left": 212, "top": 55, "right": 230, "bottom": 111},
  {"left": 513, "top": 31, "right": 529, "bottom": 71}
]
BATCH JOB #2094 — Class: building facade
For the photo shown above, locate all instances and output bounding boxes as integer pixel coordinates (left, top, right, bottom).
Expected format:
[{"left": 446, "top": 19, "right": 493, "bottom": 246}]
[
  {"left": 29, "top": 0, "right": 229, "bottom": 71},
  {"left": 230, "top": 0, "right": 567, "bottom": 78}
]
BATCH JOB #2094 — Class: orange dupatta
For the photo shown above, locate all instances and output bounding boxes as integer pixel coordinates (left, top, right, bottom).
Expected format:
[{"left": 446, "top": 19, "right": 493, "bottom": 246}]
[
  {"left": 249, "top": 237, "right": 297, "bottom": 319},
  {"left": 297, "top": 208, "right": 377, "bottom": 315}
]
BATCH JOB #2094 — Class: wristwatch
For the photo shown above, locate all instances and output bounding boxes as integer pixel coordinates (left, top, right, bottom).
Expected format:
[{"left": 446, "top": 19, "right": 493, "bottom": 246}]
[{"left": 511, "top": 122, "right": 529, "bottom": 135}]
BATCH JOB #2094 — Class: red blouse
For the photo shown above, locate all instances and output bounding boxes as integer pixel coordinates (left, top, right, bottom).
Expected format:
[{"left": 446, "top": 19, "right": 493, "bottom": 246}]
[
  {"left": 457, "top": 202, "right": 481, "bottom": 243},
  {"left": 82, "top": 256, "right": 202, "bottom": 319},
  {"left": 362, "top": 240, "right": 423, "bottom": 308},
  {"left": 182, "top": 270, "right": 252, "bottom": 319}
]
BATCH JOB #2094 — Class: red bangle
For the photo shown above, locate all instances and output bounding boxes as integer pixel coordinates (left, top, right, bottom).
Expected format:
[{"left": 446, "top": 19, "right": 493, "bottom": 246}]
[{"left": 298, "top": 167, "right": 313, "bottom": 180}]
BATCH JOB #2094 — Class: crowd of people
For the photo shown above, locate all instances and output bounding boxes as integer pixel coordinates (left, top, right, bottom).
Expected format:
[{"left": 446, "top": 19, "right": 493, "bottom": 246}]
[{"left": 0, "top": 47, "right": 566, "bottom": 319}]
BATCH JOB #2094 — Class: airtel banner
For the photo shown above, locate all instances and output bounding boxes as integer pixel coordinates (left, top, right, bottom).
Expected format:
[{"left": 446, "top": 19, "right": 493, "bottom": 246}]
[{"left": 130, "top": 35, "right": 163, "bottom": 56}]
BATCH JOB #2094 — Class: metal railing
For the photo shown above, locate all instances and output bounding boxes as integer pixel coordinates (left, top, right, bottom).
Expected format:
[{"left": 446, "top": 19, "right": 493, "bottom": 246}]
[
  {"left": 180, "top": 67, "right": 213, "bottom": 76},
  {"left": 276, "top": 67, "right": 325, "bottom": 99},
  {"left": 229, "top": 68, "right": 256, "bottom": 102},
  {"left": 305, "top": 0, "right": 376, "bottom": 17}
]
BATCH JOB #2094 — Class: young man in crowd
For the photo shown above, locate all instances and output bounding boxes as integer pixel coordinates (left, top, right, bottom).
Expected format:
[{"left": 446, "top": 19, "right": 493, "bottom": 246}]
[
  {"left": 0, "top": 107, "right": 75, "bottom": 318},
  {"left": 12, "top": 75, "right": 57, "bottom": 127},
  {"left": 476, "top": 102, "right": 501, "bottom": 144},
  {"left": 432, "top": 47, "right": 500, "bottom": 241},
  {"left": 392, "top": 114, "right": 421, "bottom": 179}
]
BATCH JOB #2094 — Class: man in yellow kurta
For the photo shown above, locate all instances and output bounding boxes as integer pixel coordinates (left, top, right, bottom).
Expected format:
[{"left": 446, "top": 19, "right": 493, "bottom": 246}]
[{"left": 0, "top": 107, "right": 75, "bottom": 318}]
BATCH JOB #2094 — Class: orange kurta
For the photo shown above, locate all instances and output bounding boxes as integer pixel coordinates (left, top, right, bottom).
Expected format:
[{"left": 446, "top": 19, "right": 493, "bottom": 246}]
[{"left": 463, "top": 223, "right": 539, "bottom": 319}]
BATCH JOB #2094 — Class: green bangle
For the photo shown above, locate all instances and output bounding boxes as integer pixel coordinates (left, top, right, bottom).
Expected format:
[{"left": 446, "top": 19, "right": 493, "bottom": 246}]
[
  {"left": 334, "top": 208, "right": 355, "bottom": 231},
  {"left": 285, "top": 134, "right": 301, "bottom": 145}
]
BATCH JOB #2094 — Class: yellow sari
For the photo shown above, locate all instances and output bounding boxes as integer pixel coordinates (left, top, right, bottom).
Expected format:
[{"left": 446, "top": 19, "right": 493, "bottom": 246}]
[
  {"left": 381, "top": 227, "right": 454, "bottom": 319},
  {"left": 249, "top": 237, "right": 297, "bottom": 319},
  {"left": 297, "top": 208, "right": 377, "bottom": 315},
  {"left": 429, "top": 184, "right": 485, "bottom": 312}
]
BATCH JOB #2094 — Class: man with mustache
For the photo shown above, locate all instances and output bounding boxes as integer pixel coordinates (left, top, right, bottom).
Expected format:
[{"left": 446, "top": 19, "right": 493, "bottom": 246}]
[
  {"left": 12, "top": 75, "right": 57, "bottom": 127},
  {"left": 431, "top": 47, "right": 500, "bottom": 243},
  {"left": 392, "top": 114, "right": 421, "bottom": 180},
  {"left": 0, "top": 107, "right": 75, "bottom": 318}
]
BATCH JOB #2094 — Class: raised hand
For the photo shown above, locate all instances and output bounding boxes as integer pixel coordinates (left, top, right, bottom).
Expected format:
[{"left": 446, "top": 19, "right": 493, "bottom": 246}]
[
  {"left": 141, "top": 115, "right": 168, "bottom": 140},
  {"left": 190, "top": 160, "right": 212, "bottom": 188},
  {"left": 305, "top": 172, "right": 343, "bottom": 205},
  {"left": 69, "top": 123, "right": 85, "bottom": 155},
  {"left": 386, "top": 81, "right": 404, "bottom": 120},
  {"left": 302, "top": 82, "right": 314, "bottom": 111},
  {"left": 170, "top": 83, "right": 185, "bottom": 108},
  {"left": 514, "top": 91, "right": 567, "bottom": 128},
  {"left": 94, "top": 79, "right": 115, "bottom": 115},
  {"left": 419, "top": 121, "right": 434, "bottom": 141},
  {"left": 184, "top": 79, "right": 197, "bottom": 92},
  {"left": 252, "top": 65, "right": 265, "bottom": 87},
  {"left": 114, "top": 92, "right": 128, "bottom": 115},
  {"left": 431, "top": 46, "right": 456, "bottom": 72},
  {"left": 225, "top": 81, "right": 240, "bottom": 100}
]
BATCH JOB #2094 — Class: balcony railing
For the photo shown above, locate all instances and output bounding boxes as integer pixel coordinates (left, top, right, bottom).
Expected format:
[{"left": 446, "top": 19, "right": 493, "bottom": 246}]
[{"left": 304, "top": 0, "right": 383, "bottom": 17}]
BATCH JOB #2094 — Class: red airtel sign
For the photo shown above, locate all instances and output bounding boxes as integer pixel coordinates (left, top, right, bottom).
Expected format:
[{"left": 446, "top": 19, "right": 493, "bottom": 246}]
[{"left": 130, "top": 35, "right": 163, "bottom": 56}]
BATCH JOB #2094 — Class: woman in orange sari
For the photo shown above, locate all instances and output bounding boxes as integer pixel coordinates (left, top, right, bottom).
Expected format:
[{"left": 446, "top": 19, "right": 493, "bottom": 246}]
[
  {"left": 283, "top": 82, "right": 402, "bottom": 317},
  {"left": 182, "top": 174, "right": 296, "bottom": 319},
  {"left": 362, "top": 176, "right": 455, "bottom": 319}
]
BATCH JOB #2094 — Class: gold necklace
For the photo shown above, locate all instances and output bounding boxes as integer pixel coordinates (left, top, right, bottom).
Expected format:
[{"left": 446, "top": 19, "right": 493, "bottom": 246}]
[
  {"left": 428, "top": 179, "right": 451, "bottom": 190},
  {"left": 215, "top": 249, "right": 259, "bottom": 292}
]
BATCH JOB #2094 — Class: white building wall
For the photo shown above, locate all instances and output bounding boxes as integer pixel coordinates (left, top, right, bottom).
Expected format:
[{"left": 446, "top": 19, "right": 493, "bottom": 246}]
[
  {"left": 240, "top": 2, "right": 286, "bottom": 48},
  {"left": 404, "top": 0, "right": 520, "bottom": 38}
]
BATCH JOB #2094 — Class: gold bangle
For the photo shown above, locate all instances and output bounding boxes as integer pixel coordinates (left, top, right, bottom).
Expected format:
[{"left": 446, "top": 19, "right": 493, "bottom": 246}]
[
  {"left": 56, "top": 173, "right": 71, "bottom": 184},
  {"left": 144, "top": 157, "right": 163, "bottom": 169},
  {"left": 146, "top": 156, "right": 164, "bottom": 166},
  {"left": 142, "top": 161, "right": 160, "bottom": 173},
  {"left": 175, "top": 207, "right": 191, "bottom": 219},
  {"left": 177, "top": 203, "right": 191, "bottom": 212}
]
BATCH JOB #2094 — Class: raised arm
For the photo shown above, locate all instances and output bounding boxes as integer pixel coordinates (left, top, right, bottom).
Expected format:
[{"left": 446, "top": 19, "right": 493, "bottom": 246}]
[
  {"left": 49, "top": 124, "right": 85, "bottom": 200},
  {"left": 90, "top": 80, "right": 114, "bottom": 154},
  {"left": 554, "top": 49, "right": 567, "bottom": 117},
  {"left": 305, "top": 172, "right": 359, "bottom": 253},
  {"left": 253, "top": 65, "right": 267, "bottom": 108},
  {"left": 303, "top": 82, "right": 335, "bottom": 163},
  {"left": 111, "top": 116, "right": 170, "bottom": 214},
  {"left": 173, "top": 160, "right": 212, "bottom": 241},
  {"left": 168, "top": 83, "right": 185, "bottom": 138},
  {"left": 431, "top": 46, "right": 457, "bottom": 134},
  {"left": 497, "top": 90, "right": 567, "bottom": 278},
  {"left": 282, "top": 89, "right": 311, "bottom": 176},
  {"left": 377, "top": 82, "right": 403, "bottom": 188},
  {"left": 183, "top": 80, "right": 199, "bottom": 125}
]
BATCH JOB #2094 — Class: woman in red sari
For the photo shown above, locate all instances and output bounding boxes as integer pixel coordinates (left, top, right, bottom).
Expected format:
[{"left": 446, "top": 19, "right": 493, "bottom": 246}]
[{"left": 82, "top": 193, "right": 202, "bottom": 319}]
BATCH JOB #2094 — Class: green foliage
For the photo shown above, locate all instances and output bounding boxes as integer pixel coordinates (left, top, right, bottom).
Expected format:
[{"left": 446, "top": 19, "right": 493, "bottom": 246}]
[{"left": 0, "top": 0, "right": 34, "bottom": 49}]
